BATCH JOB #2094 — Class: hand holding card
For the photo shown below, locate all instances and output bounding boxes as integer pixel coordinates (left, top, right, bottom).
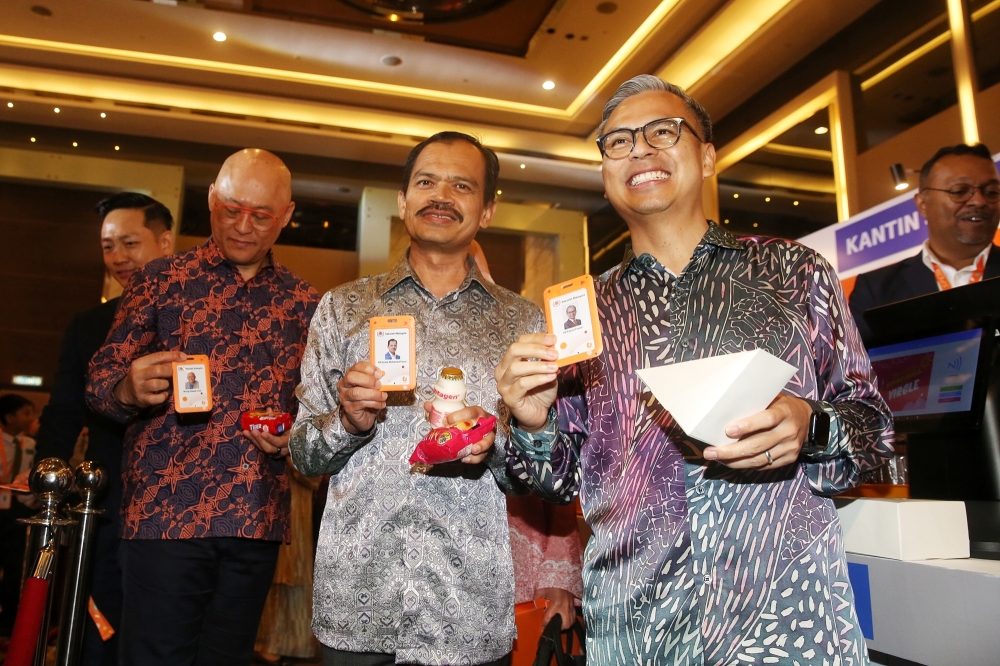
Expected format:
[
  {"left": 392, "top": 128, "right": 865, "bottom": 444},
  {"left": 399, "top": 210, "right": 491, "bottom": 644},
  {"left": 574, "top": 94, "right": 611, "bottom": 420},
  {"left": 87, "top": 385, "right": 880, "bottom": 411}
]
[{"left": 172, "top": 355, "right": 213, "bottom": 413}]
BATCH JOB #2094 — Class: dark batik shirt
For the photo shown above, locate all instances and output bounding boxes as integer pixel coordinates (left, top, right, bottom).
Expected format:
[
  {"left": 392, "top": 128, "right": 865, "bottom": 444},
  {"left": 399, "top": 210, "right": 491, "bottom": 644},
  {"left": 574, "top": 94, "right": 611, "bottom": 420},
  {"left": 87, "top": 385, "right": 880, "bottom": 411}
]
[
  {"left": 86, "top": 239, "right": 318, "bottom": 541},
  {"left": 508, "top": 223, "right": 893, "bottom": 666},
  {"left": 290, "top": 253, "right": 544, "bottom": 665}
]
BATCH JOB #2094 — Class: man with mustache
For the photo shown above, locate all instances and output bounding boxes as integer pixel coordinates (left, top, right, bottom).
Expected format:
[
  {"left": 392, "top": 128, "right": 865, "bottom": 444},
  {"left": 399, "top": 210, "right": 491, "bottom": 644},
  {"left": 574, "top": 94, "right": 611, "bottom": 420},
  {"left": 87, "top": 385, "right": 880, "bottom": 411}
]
[
  {"left": 496, "top": 75, "right": 893, "bottom": 665},
  {"left": 850, "top": 143, "right": 1000, "bottom": 344},
  {"left": 290, "top": 132, "right": 543, "bottom": 666}
]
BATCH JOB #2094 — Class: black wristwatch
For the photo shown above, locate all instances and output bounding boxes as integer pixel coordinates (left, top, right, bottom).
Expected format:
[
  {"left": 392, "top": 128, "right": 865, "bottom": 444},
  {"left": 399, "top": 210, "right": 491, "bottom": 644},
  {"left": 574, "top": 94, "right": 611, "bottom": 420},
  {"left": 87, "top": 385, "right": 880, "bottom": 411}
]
[{"left": 799, "top": 401, "right": 831, "bottom": 456}]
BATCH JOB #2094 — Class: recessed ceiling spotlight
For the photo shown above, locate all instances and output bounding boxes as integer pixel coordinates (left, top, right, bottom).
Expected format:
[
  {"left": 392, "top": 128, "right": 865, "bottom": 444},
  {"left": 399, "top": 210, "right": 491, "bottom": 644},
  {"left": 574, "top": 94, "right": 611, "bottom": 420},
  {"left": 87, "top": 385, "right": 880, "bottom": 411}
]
[
  {"left": 389, "top": 13, "right": 399, "bottom": 21},
  {"left": 54, "top": 107, "right": 60, "bottom": 113},
  {"left": 724, "top": 219, "right": 729, "bottom": 224},
  {"left": 814, "top": 126, "right": 829, "bottom": 135},
  {"left": 519, "top": 164, "right": 526, "bottom": 169},
  {"left": 733, "top": 193, "right": 739, "bottom": 198},
  {"left": 72, "top": 142, "right": 78, "bottom": 147},
  {"left": 381, "top": 55, "right": 403, "bottom": 66},
  {"left": 114, "top": 145, "right": 120, "bottom": 151},
  {"left": 6, "top": 102, "right": 12, "bottom": 108},
  {"left": 213, "top": 32, "right": 227, "bottom": 42},
  {"left": 753, "top": 222, "right": 759, "bottom": 228},
  {"left": 496, "top": 190, "right": 502, "bottom": 195},
  {"left": 323, "top": 221, "right": 330, "bottom": 228},
  {"left": 100, "top": 112, "right": 106, "bottom": 118},
  {"left": 765, "top": 196, "right": 771, "bottom": 202},
  {"left": 542, "top": 80, "right": 555, "bottom": 90},
  {"left": 30, "top": 137, "right": 36, "bottom": 142},
  {"left": 793, "top": 200, "right": 800, "bottom": 206}
]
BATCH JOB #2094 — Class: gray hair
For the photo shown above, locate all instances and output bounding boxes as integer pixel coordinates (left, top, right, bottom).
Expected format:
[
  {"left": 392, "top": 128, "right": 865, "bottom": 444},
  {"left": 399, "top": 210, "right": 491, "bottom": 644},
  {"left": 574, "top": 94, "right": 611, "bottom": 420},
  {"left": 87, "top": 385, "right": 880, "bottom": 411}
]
[{"left": 598, "top": 74, "right": 713, "bottom": 143}]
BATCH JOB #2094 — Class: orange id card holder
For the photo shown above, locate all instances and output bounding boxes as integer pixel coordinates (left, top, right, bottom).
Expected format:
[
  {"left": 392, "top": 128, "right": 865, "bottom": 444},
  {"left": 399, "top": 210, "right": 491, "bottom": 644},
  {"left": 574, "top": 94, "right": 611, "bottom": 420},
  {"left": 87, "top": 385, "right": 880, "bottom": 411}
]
[
  {"left": 544, "top": 274, "right": 604, "bottom": 367},
  {"left": 172, "top": 355, "right": 213, "bottom": 413},
  {"left": 370, "top": 316, "right": 417, "bottom": 391}
]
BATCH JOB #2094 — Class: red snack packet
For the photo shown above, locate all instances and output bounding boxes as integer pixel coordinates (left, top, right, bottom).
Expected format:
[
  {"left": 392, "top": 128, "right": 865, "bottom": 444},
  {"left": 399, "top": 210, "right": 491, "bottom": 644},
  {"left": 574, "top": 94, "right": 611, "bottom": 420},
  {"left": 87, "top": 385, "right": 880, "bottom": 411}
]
[
  {"left": 409, "top": 415, "right": 498, "bottom": 473},
  {"left": 240, "top": 411, "right": 292, "bottom": 435}
]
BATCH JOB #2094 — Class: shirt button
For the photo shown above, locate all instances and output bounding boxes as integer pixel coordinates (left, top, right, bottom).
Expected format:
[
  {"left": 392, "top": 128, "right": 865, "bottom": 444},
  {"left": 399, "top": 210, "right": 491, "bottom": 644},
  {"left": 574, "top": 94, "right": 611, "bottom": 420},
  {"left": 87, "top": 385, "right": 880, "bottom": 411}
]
[
  {"left": 703, "top": 575, "right": 712, "bottom": 584},
  {"left": 696, "top": 485, "right": 706, "bottom": 495},
  {"left": 242, "top": 463, "right": 250, "bottom": 470},
  {"left": 680, "top": 340, "right": 690, "bottom": 348}
]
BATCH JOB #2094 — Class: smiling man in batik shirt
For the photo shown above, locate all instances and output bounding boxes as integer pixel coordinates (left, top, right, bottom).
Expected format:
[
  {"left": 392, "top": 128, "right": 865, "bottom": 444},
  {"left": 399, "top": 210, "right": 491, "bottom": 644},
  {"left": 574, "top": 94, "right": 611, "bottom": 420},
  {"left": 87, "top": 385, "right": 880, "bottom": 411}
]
[
  {"left": 290, "top": 132, "right": 542, "bottom": 666},
  {"left": 87, "top": 149, "right": 318, "bottom": 666},
  {"left": 497, "top": 75, "right": 894, "bottom": 666}
]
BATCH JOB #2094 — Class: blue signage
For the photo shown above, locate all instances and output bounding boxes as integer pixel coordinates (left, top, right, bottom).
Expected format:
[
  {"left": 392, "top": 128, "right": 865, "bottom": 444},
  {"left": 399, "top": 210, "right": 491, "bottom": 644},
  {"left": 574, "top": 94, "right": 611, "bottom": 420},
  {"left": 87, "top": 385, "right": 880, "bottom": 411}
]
[{"left": 835, "top": 197, "right": 926, "bottom": 273}]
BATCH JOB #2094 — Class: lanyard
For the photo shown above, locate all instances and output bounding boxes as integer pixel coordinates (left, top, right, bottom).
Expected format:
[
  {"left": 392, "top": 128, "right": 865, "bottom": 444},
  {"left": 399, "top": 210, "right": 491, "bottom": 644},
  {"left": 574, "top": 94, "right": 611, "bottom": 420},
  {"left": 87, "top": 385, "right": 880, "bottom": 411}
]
[{"left": 929, "top": 252, "right": 986, "bottom": 291}]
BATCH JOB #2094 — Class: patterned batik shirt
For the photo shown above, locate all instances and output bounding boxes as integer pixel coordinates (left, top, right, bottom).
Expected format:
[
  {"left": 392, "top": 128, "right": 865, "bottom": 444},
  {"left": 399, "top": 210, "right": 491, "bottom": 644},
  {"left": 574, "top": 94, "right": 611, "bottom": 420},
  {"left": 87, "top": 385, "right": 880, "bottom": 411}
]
[
  {"left": 86, "top": 239, "right": 318, "bottom": 542},
  {"left": 289, "top": 253, "right": 544, "bottom": 665},
  {"left": 508, "top": 223, "right": 894, "bottom": 666}
]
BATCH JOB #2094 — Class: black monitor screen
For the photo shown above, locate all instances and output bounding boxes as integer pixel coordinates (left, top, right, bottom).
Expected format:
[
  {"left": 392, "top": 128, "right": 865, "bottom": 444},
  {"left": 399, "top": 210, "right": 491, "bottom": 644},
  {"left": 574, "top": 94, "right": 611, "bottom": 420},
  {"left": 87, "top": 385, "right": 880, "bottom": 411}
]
[{"left": 869, "top": 328, "right": 985, "bottom": 426}]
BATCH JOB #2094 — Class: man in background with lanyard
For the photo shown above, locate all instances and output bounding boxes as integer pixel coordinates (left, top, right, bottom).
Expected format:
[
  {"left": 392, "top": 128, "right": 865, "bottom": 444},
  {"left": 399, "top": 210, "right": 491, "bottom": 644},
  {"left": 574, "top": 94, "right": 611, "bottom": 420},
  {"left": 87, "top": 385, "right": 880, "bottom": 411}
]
[{"left": 850, "top": 143, "right": 1000, "bottom": 345}]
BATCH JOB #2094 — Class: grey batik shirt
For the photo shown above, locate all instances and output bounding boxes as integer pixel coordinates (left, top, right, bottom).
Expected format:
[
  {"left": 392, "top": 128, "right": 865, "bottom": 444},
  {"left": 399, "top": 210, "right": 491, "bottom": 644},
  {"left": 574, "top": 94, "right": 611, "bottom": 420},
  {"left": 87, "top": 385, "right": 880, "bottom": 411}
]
[{"left": 290, "top": 253, "right": 544, "bottom": 665}]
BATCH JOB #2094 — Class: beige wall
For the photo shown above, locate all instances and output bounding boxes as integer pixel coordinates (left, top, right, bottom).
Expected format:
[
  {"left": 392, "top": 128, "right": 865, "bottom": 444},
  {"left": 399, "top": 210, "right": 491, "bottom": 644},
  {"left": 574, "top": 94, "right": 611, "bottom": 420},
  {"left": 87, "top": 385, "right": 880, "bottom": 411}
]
[
  {"left": 176, "top": 236, "right": 359, "bottom": 296},
  {"left": 856, "top": 78, "right": 1000, "bottom": 212}
]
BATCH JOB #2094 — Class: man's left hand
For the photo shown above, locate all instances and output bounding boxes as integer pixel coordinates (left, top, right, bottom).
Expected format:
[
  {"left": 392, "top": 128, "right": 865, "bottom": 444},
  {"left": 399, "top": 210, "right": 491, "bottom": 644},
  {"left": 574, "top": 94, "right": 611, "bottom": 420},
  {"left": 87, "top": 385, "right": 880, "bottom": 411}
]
[
  {"left": 422, "top": 403, "right": 497, "bottom": 465},
  {"left": 243, "top": 429, "right": 290, "bottom": 458},
  {"left": 703, "top": 394, "right": 812, "bottom": 469},
  {"left": 535, "top": 587, "right": 576, "bottom": 631}
]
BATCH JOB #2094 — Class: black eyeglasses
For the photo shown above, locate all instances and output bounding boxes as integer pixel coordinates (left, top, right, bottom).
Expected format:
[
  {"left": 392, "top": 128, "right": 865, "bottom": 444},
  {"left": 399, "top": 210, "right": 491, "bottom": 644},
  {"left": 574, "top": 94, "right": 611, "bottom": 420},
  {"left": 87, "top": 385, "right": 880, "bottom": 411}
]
[
  {"left": 596, "top": 117, "right": 705, "bottom": 159},
  {"left": 920, "top": 183, "right": 1000, "bottom": 203}
]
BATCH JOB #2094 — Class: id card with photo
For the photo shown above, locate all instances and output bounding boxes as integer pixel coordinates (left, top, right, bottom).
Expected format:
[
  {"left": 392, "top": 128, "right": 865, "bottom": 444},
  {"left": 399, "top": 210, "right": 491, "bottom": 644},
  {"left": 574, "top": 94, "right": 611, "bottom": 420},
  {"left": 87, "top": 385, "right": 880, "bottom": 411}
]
[
  {"left": 544, "top": 275, "right": 603, "bottom": 367},
  {"left": 370, "top": 316, "right": 417, "bottom": 391},
  {"left": 173, "top": 355, "right": 213, "bottom": 413}
]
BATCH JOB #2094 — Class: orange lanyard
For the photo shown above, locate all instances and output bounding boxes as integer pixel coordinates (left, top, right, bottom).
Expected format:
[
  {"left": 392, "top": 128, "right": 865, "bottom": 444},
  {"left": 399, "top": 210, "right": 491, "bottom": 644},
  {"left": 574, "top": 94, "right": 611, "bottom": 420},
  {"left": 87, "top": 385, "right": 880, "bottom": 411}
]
[{"left": 930, "top": 252, "right": 986, "bottom": 291}]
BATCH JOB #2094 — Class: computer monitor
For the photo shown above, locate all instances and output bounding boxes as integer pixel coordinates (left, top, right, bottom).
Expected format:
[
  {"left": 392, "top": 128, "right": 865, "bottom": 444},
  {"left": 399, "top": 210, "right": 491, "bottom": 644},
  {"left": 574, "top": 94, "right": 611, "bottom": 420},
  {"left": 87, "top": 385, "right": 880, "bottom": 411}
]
[{"left": 868, "top": 327, "right": 992, "bottom": 433}]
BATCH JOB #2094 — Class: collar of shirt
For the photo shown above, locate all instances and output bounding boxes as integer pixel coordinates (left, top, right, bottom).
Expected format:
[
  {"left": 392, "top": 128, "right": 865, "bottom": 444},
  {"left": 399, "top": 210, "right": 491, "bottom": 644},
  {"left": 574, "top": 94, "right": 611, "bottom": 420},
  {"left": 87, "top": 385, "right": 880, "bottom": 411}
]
[
  {"left": 202, "top": 236, "right": 279, "bottom": 281},
  {"left": 612, "top": 220, "right": 742, "bottom": 282},
  {"left": 377, "top": 249, "right": 504, "bottom": 303},
  {"left": 921, "top": 242, "right": 991, "bottom": 289}
]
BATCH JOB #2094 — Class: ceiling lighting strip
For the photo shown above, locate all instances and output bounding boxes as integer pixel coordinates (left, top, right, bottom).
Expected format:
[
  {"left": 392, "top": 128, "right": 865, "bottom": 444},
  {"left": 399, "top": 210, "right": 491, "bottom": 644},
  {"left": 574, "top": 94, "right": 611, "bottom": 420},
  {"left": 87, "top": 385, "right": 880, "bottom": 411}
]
[
  {"left": 656, "top": 0, "right": 797, "bottom": 91},
  {"left": 860, "top": 0, "right": 1000, "bottom": 92},
  {"left": 0, "top": 0, "right": 718, "bottom": 122},
  {"left": 759, "top": 143, "right": 833, "bottom": 160}
]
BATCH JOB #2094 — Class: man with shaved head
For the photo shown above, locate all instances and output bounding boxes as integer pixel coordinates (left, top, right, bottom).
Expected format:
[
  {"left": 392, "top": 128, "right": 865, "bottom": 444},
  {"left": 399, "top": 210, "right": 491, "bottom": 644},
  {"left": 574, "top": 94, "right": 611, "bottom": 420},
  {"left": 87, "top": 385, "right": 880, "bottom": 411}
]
[{"left": 87, "top": 149, "right": 318, "bottom": 666}]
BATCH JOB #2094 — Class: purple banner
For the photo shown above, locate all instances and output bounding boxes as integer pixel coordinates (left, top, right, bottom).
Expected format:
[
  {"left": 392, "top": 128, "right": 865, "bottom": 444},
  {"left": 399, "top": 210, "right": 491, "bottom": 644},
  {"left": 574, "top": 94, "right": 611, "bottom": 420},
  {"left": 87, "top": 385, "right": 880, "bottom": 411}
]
[{"left": 835, "top": 198, "right": 926, "bottom": 273}]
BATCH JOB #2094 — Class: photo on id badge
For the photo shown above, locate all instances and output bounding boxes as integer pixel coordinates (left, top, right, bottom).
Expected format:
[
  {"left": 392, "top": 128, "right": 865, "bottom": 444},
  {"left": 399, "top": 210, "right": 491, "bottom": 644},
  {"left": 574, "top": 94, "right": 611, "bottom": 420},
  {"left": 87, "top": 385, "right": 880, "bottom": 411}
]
[
  {"left": 545, "top": 274, "right": 603, "bottom": 366},
  {"left": 173, "top": 356, "right": 212, "bottom": 413},
  {"left": 370, "top": 316, "right": 416, "bottom": 391}
]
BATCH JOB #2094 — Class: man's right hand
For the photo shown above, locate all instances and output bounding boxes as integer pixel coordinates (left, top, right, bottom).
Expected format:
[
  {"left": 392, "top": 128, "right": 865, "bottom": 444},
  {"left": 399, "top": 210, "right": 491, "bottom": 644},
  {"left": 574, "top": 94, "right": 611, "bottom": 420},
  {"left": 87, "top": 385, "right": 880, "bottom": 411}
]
[
  {"left": 113, "top": 351, "right": 188, "bottom": 408},
  {"left": 495, "top": 333, "right": 560, "bottom": 433},
  {"left": 337, "top": 362, "right": 387, "bottom": 434}
]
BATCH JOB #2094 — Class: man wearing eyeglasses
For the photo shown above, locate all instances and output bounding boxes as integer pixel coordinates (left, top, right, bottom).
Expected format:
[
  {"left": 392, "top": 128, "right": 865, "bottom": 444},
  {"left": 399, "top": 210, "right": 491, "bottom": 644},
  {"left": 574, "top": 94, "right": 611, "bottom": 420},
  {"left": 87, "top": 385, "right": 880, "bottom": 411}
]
[
  {"left": 86, "top": 149, "right": 318, "bottom": 666},
  {"left": 497, "top": 75, "right": 893, "bottom": 666},
  {"left": 849, "top": 143, "right": 1000, "bottom": 344}
]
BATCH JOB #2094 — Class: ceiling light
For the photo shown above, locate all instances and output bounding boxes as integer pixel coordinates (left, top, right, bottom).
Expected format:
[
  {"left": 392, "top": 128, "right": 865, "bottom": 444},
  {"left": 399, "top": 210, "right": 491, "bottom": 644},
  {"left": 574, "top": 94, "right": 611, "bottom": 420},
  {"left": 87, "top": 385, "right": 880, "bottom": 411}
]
[
  {"left": 54, "top": 107, "right": 60, "bottom": 113},
  {"left": 814, "top": 126, "right": 829, "bottom": 135},
  {"left": 114, "top": 145, "right": 120, "bottom": 151},
  {"left": 30, "top": 137, "right": 36, "bottom": 142},
  {"left": 793, "top": 200, "right": 800, "bottom": 206},
  {"left": 723, "top": 219, "right": 729, "bottom": 224},
  {"left": 733, "top": 193, "right": 739, "bottom": 198},
  {"left": 520, "top": 164, "right": 526, "bottom": 169},
  {"left": 323, "top": 220, "right": 329, "bottom": 228},
  {"left": 496, "top": 190, "right": 502, "bottom": 195},
  {"left": 213, "top": 32, "right": 227, "bottom": 42},
  {"left": 100, "top": 112, "right": 106, "bottom": 118},
  {"left": 72, "top": 141, "right": 78, "bottom": 147},
  {"left": 6, "top": 102, "right": 12, "bottom": 108},
  {"left": 753, "top": 222, "right": 759, "bottom": 228},
  {"left": 389, "top": 13, "right": 399, "bottom": 21},
  {"left": 542, "top": 81, "right": 555, "bottom": 90},
  {"left": 765, "top": 197, "right": 771, "bottom": 202},
  {"left": 891, "top": 163, "right": 910, "bottom": 191}
]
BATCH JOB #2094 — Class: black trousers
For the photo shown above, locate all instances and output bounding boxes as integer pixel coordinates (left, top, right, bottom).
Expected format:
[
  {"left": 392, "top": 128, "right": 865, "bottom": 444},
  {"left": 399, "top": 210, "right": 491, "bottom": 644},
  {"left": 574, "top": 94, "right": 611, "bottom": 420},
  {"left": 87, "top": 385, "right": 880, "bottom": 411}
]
[
  {"left": 323, "top": 647, "right": 512, "bottom": 666},
  {"left": 118, "top": 537, "right": 279, "bottom": 666},
  {"left": 81, "top": 479, "right": 123, "bottom": 666}
]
